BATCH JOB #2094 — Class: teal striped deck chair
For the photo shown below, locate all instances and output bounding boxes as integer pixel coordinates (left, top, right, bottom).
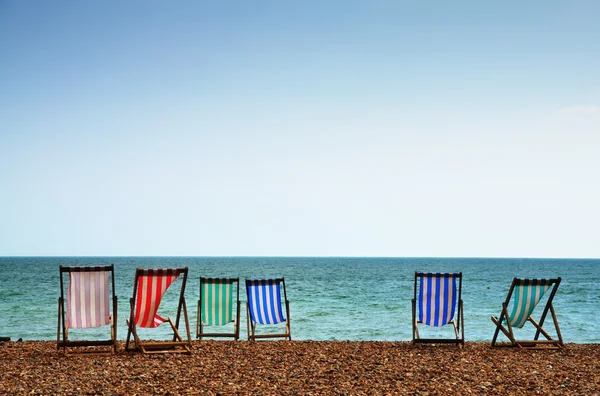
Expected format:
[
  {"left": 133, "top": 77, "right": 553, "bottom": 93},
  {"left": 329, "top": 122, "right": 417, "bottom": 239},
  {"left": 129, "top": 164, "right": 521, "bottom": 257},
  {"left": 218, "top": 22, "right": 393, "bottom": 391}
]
[
  {"left": 412, "top": 272, "right": 464, "bottom": 346},
  {"left": 196, "top": 277, "right": 240, "bottom": 340},
  {"left": 491, "top": 277, "right": 563, "bottom": 349},
  {"left": 245, "top": 278, "right": 291, "bottom": 341}
]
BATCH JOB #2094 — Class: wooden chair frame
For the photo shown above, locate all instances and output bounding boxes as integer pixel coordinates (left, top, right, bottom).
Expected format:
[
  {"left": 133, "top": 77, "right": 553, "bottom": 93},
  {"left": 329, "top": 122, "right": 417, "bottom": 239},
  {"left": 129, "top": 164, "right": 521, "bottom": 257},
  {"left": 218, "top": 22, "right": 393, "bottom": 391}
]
[
  {"left": 246, "top": 278, "right": 291, "bottom": 341},
  {"left": 125, "top": 267, "right": 191, "bottom": 354},
  {"left": 197, "top": 277, "right": 241, "bottom": 340},
  {"left": 57, "top": 265, "right": 118, "bottom": 356},
  {"left": 412, "top": 272, "right": 464, "bottom": 346},
  {"left": 491, "top": 277, "right": 563, "bottom": 349}
]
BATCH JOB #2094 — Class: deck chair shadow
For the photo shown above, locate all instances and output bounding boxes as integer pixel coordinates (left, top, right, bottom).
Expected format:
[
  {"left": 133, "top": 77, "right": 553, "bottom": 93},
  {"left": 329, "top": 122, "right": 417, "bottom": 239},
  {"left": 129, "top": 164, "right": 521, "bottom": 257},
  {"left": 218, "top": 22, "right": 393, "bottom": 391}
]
[
  {"left": 412, "top": 272, "right": 464, "bottom": 346},
  {"left": 491, "top": 277, "right": 563, "bottom": 349},
  {"left": 246, "top": 278, "right": 291, "bottom": 341},
  {"left": 125, "top": 267, "right": 191, "bottom": 354},
  {"left": 197, "top": 277, "right": 241, "bottom": 340},
  {"left": 57, "top": 265, "right": 118, "bottom": 356}
]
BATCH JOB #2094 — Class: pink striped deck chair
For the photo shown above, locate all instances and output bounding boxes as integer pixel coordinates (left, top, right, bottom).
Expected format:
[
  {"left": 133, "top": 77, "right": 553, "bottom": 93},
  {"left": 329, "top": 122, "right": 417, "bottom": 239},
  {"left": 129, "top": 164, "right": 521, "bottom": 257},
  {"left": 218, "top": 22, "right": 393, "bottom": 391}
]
[
  {"left": 125, "top": 267, "right": 191, "bottom": 354},
  {"left": 57, "top": 265, "right": 118, "bottom": 355}
]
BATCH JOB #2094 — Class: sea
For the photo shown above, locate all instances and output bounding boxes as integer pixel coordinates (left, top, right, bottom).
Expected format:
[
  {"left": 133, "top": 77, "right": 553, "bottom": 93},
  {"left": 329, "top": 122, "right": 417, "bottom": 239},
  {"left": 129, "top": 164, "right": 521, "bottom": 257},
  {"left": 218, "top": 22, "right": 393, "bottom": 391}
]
[{"left": 0, "top": 257, "right": 598, "bottom": 343}]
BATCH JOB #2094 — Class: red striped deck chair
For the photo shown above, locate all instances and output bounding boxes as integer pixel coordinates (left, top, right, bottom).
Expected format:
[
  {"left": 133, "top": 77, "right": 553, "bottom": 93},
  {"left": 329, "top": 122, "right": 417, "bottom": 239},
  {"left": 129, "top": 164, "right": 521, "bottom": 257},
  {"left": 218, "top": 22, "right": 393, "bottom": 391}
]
[
  {"left": 125, "top": 267, "right": 191, "bottom": 354},
  {"left": 491, "top": 277, "right": 563, "bottom": 349},
  {"left": 412, "top": 272, "right": 464, "bottom": 346},
  {"left": 245, "top": 278, "right": 291, "bottom": 341},
  {"left": 197, "top": 277, "right": 241, "bottom": 340},
  {"left": 57, "top": 265, "right": 118, "bottom": 355}
]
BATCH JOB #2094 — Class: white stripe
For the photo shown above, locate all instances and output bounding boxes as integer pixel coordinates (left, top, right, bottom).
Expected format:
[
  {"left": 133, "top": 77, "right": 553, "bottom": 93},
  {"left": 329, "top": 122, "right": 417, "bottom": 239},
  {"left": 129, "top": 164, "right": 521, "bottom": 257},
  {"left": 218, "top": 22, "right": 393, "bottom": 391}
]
[
  {"left": 211, "top": 283, "right": 217, "bottom": 325},
  {"left": 422, "top": 278, "right": 428, "bottom": 324},
  {"left": 100, "top": 272, "right": 108, "bottom": 326},
  {"left": 521, "top": 283, "right": 533, "bottom": 328},
  {"left": 79, "top": 273, "right": 87, "bottom": 328},
  {"left": 217, "top": 282, "right": 223, "bottom": 325},
  {"left": 512, "top": 284, "right": 524, "bottom": 326},
  {"left": 449, "top": 278, "right": 455, "bottom": 323},
  {"left": 222, "top": 283, "right": 231, "bottom": 324},
  {"left": 437, "top": 277, "right": 445, "bottom": 326},
  {"left": 428, "top": 279, "right": 435, "bottom": 326},
  {"left": 257, "top": 283, "right": 265, "bottom": 323},
  {"left": 207, "top": 281, "right": 212, "bottom": 324},
  {"left": 140, "top": 276, "right": 150, "bottom": 327},
  {"left": 89, "top": 272, "right": 96, "bottom": 328},
  {"left": 250, "top": 283, "right": 257, "bottom": 323},
  {"left": 266, "top": 283, "right": 275, "bottom": 324},
  {"left": 67, "top": 274, "right": 76, "bottom": 328},
  {"left": 202, "top": 282, "right": 207, "bottom": 324}
]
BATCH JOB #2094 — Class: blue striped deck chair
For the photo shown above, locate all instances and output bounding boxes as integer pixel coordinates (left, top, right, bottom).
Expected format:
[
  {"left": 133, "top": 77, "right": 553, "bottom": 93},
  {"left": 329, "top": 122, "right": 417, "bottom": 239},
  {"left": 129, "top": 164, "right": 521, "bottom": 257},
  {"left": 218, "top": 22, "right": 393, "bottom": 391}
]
[
  {"left": 491, "top": 277, "right": 563, "bottom": 349},
  {"left": 245, "top": 278, "right": 291, "bottom": 341},
  {"left": 196, "top": 277, "right": 241, "bottom": 340},
  {"left": 412, "top": 272, "right": 464, "bottom": 346}
]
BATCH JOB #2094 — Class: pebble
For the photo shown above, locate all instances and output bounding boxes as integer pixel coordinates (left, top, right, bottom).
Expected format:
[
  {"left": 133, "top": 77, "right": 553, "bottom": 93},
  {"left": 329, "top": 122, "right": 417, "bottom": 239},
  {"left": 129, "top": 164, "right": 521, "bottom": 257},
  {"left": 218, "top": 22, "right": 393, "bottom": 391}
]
[{"left": 0, "top": 341, "right": 598, "bottom": 394}]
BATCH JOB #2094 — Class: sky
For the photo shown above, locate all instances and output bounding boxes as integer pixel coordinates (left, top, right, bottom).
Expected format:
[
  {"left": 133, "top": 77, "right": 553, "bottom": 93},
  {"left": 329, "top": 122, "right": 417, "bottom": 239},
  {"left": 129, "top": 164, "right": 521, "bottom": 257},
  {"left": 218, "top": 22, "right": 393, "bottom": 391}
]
[{"left": 1, "top": 1, "right": 599, "bottom": 258}]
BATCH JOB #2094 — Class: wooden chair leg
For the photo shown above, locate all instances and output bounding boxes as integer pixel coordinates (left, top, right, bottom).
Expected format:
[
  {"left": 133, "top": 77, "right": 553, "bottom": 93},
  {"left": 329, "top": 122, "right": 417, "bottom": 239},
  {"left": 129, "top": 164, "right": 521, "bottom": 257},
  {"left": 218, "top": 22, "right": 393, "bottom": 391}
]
[
  {"left": 182, "top": 300, "right": 191, "bottom": 346},
  {"left": 550, "top": 305, "right": 564, "bottom": 346},
  {"left": 246, "top": 303, "right": 252, "bottom": 341},
  {"left": 57, "top": 298, "right": 62, "bottom": 351}
]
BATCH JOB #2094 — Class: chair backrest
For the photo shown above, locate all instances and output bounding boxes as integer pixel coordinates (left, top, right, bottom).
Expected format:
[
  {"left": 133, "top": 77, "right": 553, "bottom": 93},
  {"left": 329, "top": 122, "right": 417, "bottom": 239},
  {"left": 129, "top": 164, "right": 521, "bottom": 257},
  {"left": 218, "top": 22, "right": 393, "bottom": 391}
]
[
  {"left": 507, "top": 278, "right": 558, "bottom": 328},
  {"left": 416, "top": 272, "right": 461, "bottom": 327},
  {"left": 200, "top": 277, "right": 237, "bottom": 326},
  {"left": 63, "top": 266, "right": 114, "bottom": 329},
  {"left": 133, "top": 268, "right": 184, "bottom": 328},
  {"left": 246, "top": 278, "right": 286, "bottom": 325}
]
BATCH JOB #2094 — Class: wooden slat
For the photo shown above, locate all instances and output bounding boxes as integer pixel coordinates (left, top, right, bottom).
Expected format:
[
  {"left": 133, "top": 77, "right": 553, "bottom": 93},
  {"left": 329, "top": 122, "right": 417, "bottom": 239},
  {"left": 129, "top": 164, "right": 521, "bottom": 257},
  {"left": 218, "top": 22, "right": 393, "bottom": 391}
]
[{"left": 58, "top": 340, "right": 115, "bottom": 347}]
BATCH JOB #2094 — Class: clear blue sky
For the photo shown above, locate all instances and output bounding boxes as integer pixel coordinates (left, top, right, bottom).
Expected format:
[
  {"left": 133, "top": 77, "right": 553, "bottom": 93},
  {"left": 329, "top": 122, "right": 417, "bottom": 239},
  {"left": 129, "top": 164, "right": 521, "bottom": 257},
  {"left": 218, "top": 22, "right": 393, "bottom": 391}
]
[{"left": 1, "top": 1, "right": 598, "bottom": 257}]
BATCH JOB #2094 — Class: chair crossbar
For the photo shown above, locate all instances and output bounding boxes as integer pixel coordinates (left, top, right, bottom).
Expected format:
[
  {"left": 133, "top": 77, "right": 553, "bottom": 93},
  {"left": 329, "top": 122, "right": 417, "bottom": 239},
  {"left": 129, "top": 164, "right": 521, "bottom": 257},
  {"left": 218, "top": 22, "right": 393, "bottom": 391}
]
[{"left": 58, "top": 340, "right": 115, "bottom": 347}]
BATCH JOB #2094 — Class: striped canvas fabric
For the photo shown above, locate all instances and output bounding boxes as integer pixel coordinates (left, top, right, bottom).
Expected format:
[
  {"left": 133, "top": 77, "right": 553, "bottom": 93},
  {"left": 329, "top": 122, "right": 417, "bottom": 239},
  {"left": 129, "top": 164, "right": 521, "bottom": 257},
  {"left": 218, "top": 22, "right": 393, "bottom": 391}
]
[
  {"left": 66, "top": 270, "right": 111, "bottom": 329},
  {"left": 418, "top": 273, "right": 457, "bottom": 327},
  {"left": 246, "top": 279, "right": 285, "bottom": 325},
  {"left": 508, "top": 279, "right": 551, "bottom": 328},
  {"left": 201, "top": 279, "right": 233, "bottom": 326},
  {"left": 134, "top": 269, "right": 180, "bottom": 328}
]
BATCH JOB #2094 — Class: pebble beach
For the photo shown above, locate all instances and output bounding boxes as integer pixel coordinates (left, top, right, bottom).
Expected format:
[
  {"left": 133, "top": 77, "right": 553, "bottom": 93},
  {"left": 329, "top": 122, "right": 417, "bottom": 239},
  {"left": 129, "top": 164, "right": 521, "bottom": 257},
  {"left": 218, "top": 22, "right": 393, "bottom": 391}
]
[{"left": 2, "top": 341, "right": 599, "bottom": 395}]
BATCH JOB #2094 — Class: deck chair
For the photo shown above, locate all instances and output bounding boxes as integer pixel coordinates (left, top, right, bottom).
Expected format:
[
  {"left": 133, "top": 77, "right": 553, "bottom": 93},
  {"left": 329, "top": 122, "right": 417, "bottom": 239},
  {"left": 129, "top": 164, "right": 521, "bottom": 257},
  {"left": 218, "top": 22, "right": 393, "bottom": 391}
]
[
  {"left": 491, "top": 277, "right": 563, "bottom": 349},
  {"left": 246, "top": 278, "right": 291, "bottom": 341},
  {"left": 412, "top": 272, "right": 464, "bottom": 346},
  {"left": 125, "top": 267, "right": 191, "bottom": 354},
  {"left": 197, "top": 277, "right": 241, "bottom": 340},
  {"left": 57, "top": 265, "right": 117, "bottom": 355}
]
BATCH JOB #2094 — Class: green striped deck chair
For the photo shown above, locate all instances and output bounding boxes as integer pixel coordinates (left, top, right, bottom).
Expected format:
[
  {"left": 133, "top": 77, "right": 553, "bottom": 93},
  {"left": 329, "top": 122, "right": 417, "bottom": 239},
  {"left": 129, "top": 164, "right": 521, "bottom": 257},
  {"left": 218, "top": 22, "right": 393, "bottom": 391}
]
[
  {"left": 491, "top": 277, "right": 563, "bottom": 349},
  {"left": 411, "top": 272, "right": 464, "bottom": 346},
  {"left": 197, "top": 277, "right": 240, "bottom": 340}
]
